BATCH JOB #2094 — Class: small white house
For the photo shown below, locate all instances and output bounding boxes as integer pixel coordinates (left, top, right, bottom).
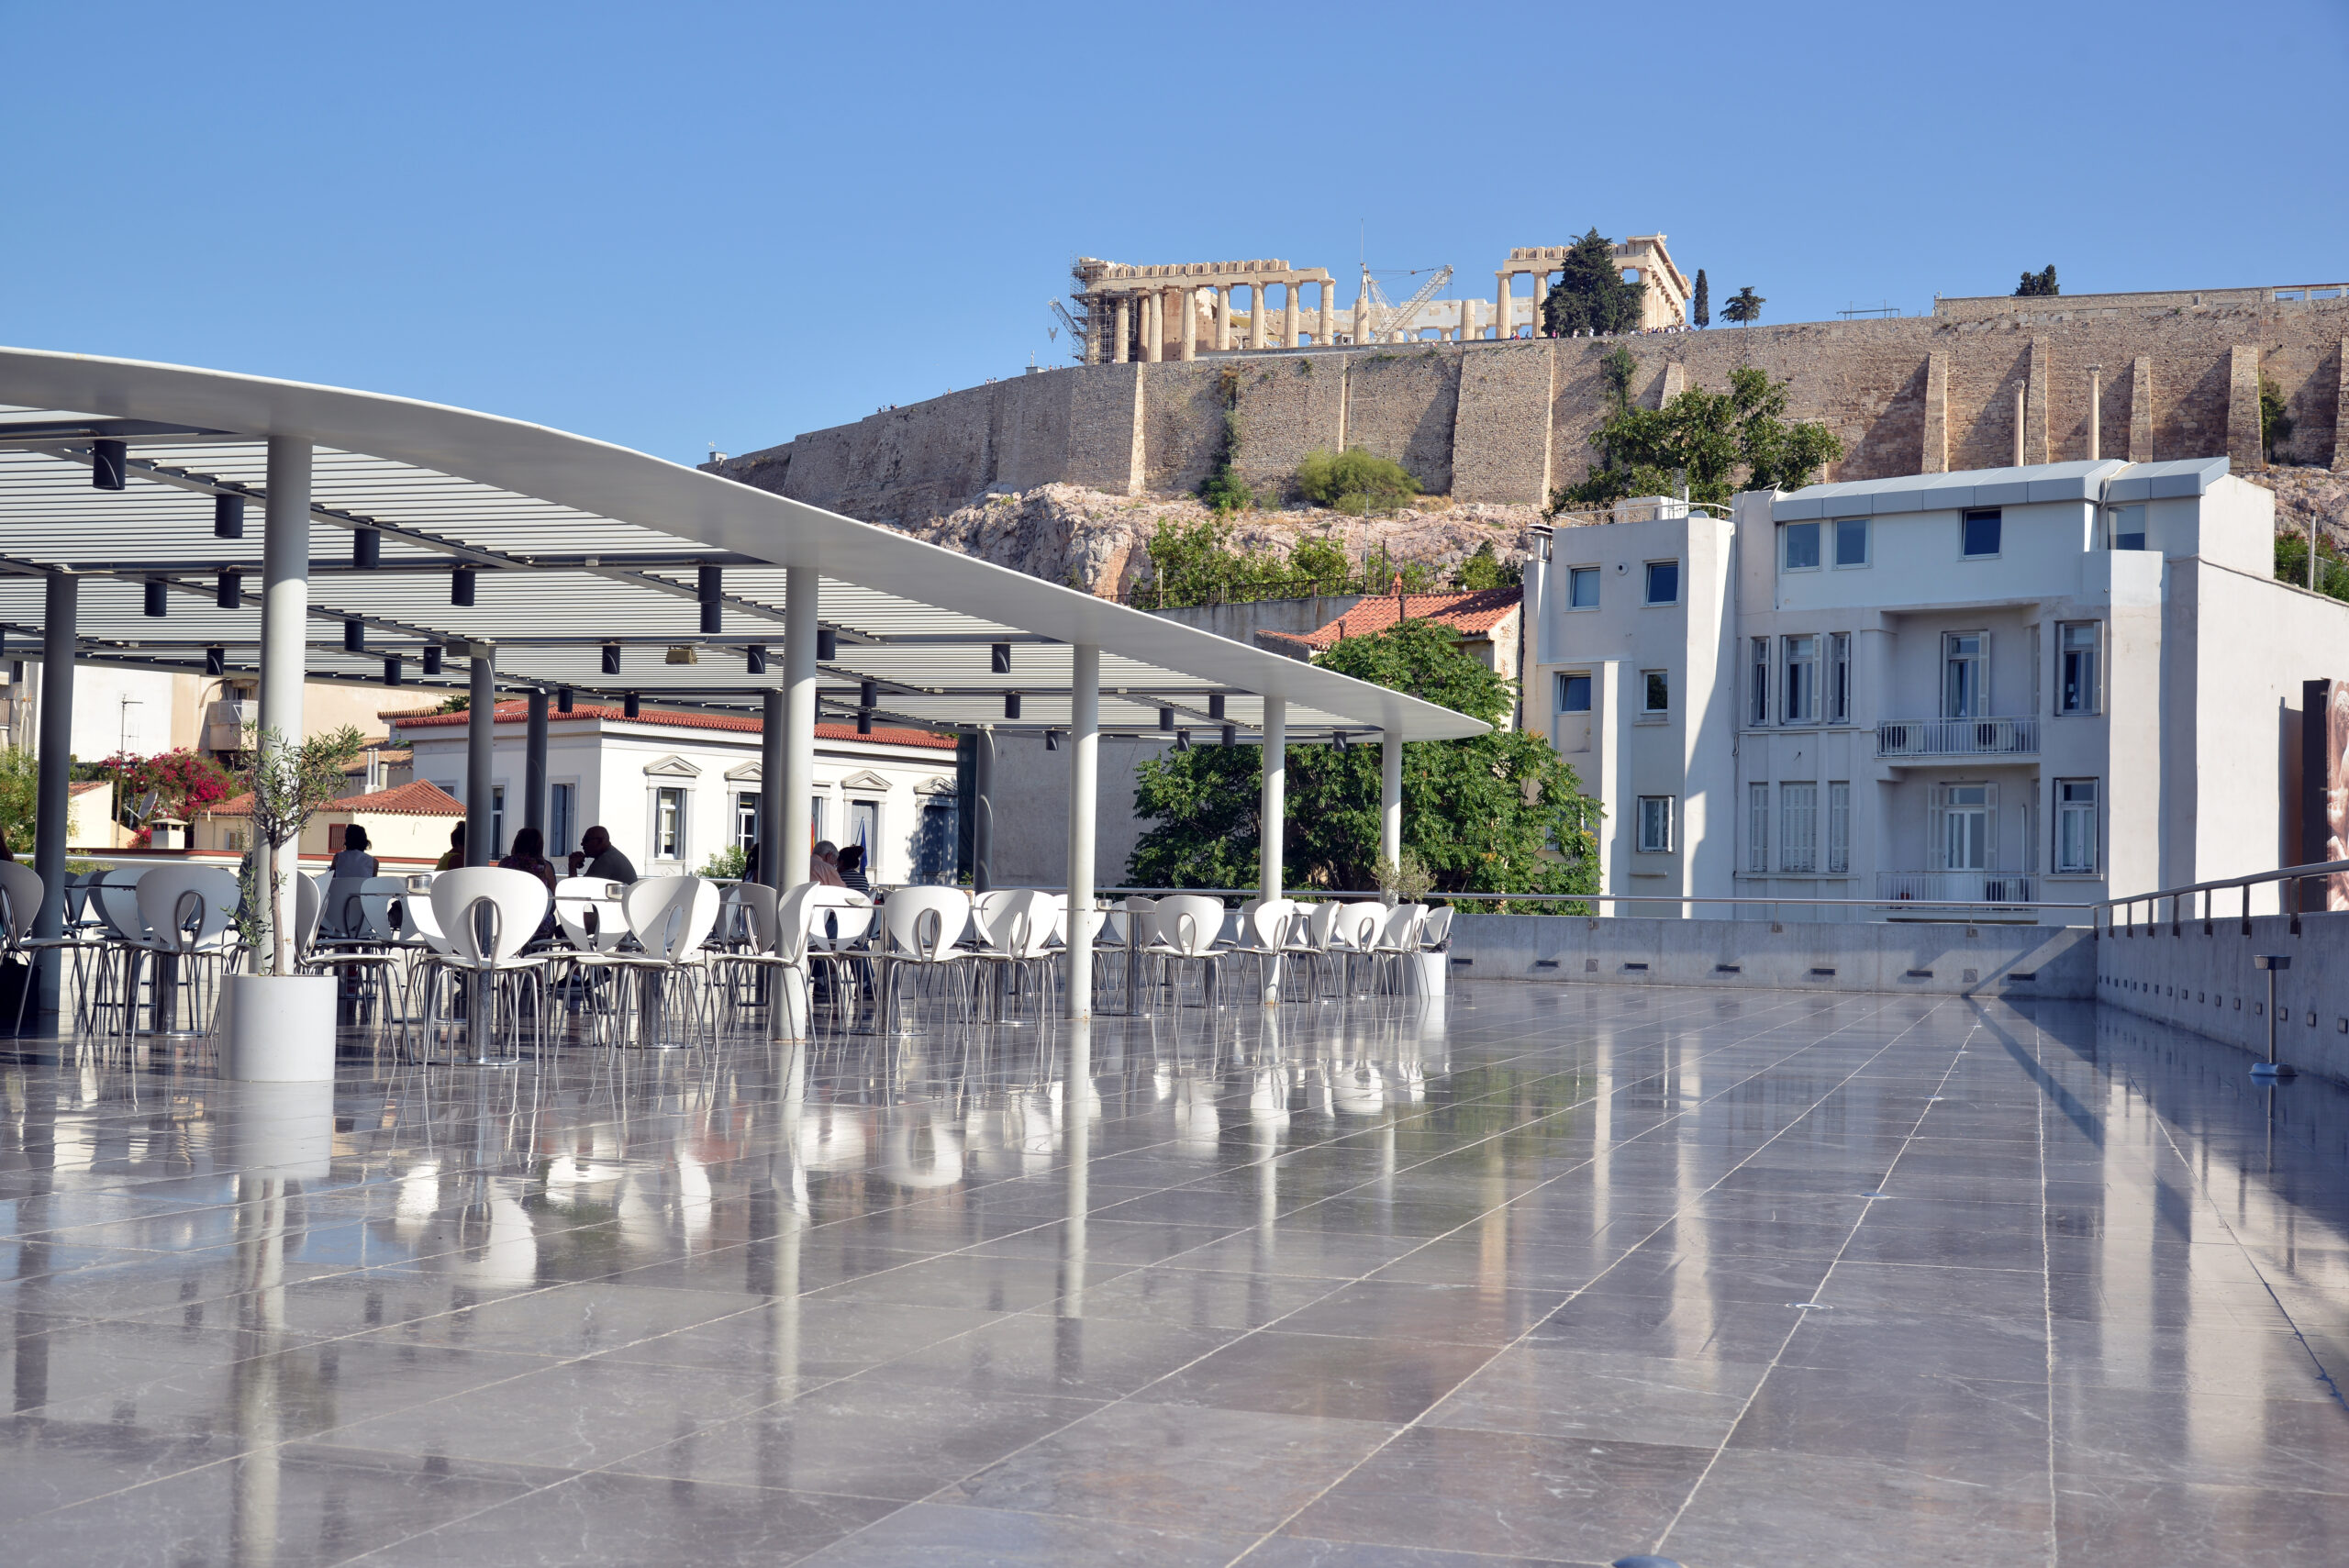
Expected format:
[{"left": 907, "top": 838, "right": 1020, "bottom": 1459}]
[{"left": 384, "top": 700, "right": 961, "bottom": 882}]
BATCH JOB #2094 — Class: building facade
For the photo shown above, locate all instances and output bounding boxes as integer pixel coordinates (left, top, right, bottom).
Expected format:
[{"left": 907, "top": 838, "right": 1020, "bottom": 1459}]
[
  {"left": 385, "top": 702, "right": 961, "bottom": 883},
  {"left": 1523, "top": 459, "right": 2349, "bottom": 920}
]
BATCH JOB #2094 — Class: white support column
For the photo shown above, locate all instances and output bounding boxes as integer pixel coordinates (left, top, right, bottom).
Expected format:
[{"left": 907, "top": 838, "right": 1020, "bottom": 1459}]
[
  {"left": 256, "top": 437, "right": 310, "bottom": 973},
  {"left": 1283, "top": 280, "right": 1300, "bottom": 350},
  {"left": 1252, "top": 283, "right": 1270, "bottom": 350},
  {"left": 1112, "top": 296, "right": 1130, "bottom": 364},
  {"left": 1319, "top": 279, "right": 1336, "bottom": 346},
  {"left": 1258, "top": 695, "right": 1286, "bottom": 1003},
  {"left": 1064, "top": 645, "right": 1100, "bottom": 1018},
  {"left": 1216, "top": 286, "right": 1232, "bottom": 352},
  {"left": 781, "top": 566, "right": 818, "bottom": 887},
  {"left": 1379, "top": 728, "right": 1403, "bottom": 904},
  {"left": 1143, "top": 293, "right": 1162, "bottom": 363},
  {"left": 1175, "top": 288, "right": 1196, "bottom": 361},
  {"left": 1496, "top": 272, "right": 1510, "bottom": 339}
]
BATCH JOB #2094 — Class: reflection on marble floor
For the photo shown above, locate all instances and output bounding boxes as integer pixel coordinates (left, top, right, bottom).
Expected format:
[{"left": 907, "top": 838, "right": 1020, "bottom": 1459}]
[{"left": 1, "top": 986, "right": 2344, "bottom": 1566}]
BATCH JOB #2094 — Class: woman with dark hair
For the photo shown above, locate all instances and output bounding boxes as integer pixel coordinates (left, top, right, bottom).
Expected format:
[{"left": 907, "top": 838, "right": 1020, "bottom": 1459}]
[
  {"left": 837, "top": 841, "right": 870, "bottom": 895},
  {"left": 331, "top": 823, "right": 378, "bottom": 878},
  {"left": 497, "top": 826, "right": 560, "bottom": 942}
]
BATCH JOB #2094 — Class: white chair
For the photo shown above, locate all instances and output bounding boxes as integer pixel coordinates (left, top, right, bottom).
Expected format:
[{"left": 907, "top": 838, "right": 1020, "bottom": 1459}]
[
  {"left": 874, "top": 885, "right": 973, "bottom": 1033},
  {"left": 1153, "top": 894, "right": 1230, "bottom": 1007},
  {"left": 306, "top": 874, "right": 412, "bottom": 1028},
  {"left": 807, "top": 885, "right": 877, "bottom": 1010},
  {"left": 1368, "top": 903, "right": 1426, "bottom": 993},
  {"left": 131, "top": 865, "right": 240, "bottom": 1035},
  {"left": 718, "top": 882, "right": 820, "bottom": 1037},
  {"left": 0, "top": 862, "right": 45, "bottom": 1036},
  {"left": 1119, "top": 896, "right": 1162, "bottom": 1012},
  {"left": 1283, "top": 901, "right": 1346, "bottom": 1001},
  {"left": 1227, "top": 897, "right": 1299, "bottom": 999},
  {"left": 607, "top": 876, "right": 721, "bottom": 1048},
  {"left": 971, "top": 887, "right": 1060, "bottom": 1023},
  {"left": 423, "top": 867, "right": 554, "bottom": 1061},
  {"left": 1419, "top": 906, "right": 1454, "bottom": 951},
  {"left": 1331, "top": 900, "right": 1386, "bottom": 994}
]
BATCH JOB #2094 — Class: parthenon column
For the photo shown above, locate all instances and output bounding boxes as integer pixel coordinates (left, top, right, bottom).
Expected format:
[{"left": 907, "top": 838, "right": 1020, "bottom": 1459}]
[
  {"left": 1251, "top": 283, "right": 1270, "bottom": 351},
  {"left": 1319, "top": 280, "right": 1335, "bottom": 346},
  {"left": 1144, "top": 292, "right": 1162, "bottom": 363},
  {"left": 1283, "top": 279, "right": 1300, "bottom": 350},
  {"left": 1112, "top": 296, "right": 1130, "bottom": 364},
  {"left": 1217, "top": 286, "right": 1232, "bottom": 352},
  {"left": 1496, "top": 272, "right": 1511, "bottom": 339},
  {"left": 1355, "top": 289, "right": 1372, "bottom": 344},
  {"left": 1174, "top": 287, "right": 1195, "bottom": 361}
]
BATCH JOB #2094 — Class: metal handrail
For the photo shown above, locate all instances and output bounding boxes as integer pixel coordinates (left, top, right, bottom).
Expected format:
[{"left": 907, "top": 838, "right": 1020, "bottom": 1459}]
[
  {"left": 2090, "top": 857, "right": 2349, "bottom": 940},
  {"left": 1094, "top": 886, "right": 2090, "bottom": 921}
]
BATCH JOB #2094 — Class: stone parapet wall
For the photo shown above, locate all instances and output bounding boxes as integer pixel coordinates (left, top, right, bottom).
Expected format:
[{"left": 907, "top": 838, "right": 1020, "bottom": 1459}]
[
  {"left": 2096, "top": 910, "right": 2349, "bottom": 1086},
  {"left": 715, "top": 298, "right": 2349, "bottom": 528}
]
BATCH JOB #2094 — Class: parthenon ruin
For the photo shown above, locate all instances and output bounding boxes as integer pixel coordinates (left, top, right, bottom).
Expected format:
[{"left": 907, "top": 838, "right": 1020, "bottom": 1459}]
[{"left": 1073, "top": 235, "right": 1695, "bottom": 361}]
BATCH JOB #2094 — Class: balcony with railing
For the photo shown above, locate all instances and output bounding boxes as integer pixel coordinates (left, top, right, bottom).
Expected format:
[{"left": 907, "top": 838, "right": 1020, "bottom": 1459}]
[
  {"left": 1875, "top": 716, "right": 2038, "bottom": 760},
  {"left": 1876, "top": 872, "right": 2036, "bottom": 906}
]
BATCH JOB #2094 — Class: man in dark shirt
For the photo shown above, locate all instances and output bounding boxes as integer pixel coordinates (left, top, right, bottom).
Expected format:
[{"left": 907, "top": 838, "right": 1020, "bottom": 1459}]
[{"left": 567, "top": 825, "right": 639, "bottom": 884}]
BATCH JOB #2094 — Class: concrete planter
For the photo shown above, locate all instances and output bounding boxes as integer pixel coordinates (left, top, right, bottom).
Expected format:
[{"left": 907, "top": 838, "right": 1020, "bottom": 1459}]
[
  {"left": 219, "top": 1080, "right": 337, "bottom": 1181},
  {"left": 1407, "top": 950, "right": 1447, "bottom": 997},
  {"left": 219, "top": 973, "right": 337, "bottom": 1082}
]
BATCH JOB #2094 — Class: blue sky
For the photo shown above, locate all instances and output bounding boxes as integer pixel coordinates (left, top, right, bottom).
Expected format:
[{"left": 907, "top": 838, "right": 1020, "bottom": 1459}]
[{"left": 6, "top": 1, "right": 2343, "bottom": 466}]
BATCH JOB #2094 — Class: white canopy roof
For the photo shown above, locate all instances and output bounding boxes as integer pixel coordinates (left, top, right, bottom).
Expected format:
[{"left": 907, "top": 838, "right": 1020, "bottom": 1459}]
[{"left": 0, "top": 347, "right": 1487, "bottom": 743}]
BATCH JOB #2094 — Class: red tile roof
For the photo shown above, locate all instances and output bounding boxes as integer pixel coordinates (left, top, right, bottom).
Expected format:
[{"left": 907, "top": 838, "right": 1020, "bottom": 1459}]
[
  {"left": 210, "top": 779, "right": 465, "bottom": 819},
  {"left": 380, "top": 699, "right": 957, "bottom": 751},
  {"left": 1259, "top": 586, "right": 1522, "bottom": 656}
]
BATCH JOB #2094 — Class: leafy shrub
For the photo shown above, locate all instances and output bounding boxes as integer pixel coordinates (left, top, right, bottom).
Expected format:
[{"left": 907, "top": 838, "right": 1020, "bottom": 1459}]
[{"left": 1296, "top": 448, "right": 1419, "bottom": 515}]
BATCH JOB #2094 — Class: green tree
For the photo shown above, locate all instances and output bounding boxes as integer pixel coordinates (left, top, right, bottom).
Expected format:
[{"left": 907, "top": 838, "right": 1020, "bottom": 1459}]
[
  {"left": 1541, "top": 228, "right": 1645, "bottom": 338},
  {"left": 1552, "top": 364, "right": 1842, "bottom": 512},
  {"left": 2014, "top": 265, "right": 2059, "bottom": 297},
  {"left": 2261, "top": 374, "right": 2296, "bottom": 462},
  {"left": 1451, "top": 539, "right": 1521, "bottom": 590},
  {"left": 1720, "top": 285, "right": 1765, "bottom": 325},
  {"left": 2276, "top": 529, "right": 2349, "bottom": 602},
  {"left": 238, "top": 724, "right": 367, "bottom": 973},
  {"left": 1127, "top": 619, "right": 1599, "bottom": 898},
  {"left": 1692, "top": 268, "right": 1709, "bottom": 328},
  {"left": 1197, "top": 365, "right": 1252, "bottom": 513},
  {"left": 1295, "top": 447, "right": 1420, "bottom": 516},
  {"left": 0, "top": 748, "right": 38, "bottom": 858},
  {"left": 1142, "top": 517, "right": 1362, "bottom": 606}
]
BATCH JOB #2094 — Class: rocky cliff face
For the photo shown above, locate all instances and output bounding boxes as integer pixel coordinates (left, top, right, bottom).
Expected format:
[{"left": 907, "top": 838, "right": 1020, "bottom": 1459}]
[
  {"left": 2250, "top": 465, "right": 2349, "bottom": 553},
  {"left": 878, "top": 484, "right": 1549, "bottom": 599}
]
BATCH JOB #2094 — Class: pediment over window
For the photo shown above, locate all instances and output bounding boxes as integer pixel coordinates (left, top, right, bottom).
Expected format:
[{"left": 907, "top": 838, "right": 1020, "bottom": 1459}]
[
  {"left": 643, "top": 754, "right": 702, "bottom": 778},
  {"left": 724, "top": 761, "right": 762, "bottom": 783},
  {"left": 912, "top": 774, "right": 957, "bottom": 795},
  {"left": 839, "top": 770, "right": 890, "bottom": 793}
]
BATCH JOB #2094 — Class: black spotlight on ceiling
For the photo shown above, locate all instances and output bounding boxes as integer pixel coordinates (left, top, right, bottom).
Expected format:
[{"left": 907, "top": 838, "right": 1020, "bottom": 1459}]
[
  {"left": 143, "top": 577, "right": 168, "bottom": 617},
  {"left": 423, "top": 645, "right": 443, "bottom": 675},
  {"left": 344, "top": 618, "right": 366, "bottom": 654},
  {"left": 816, "top": 627, "right": 837, "bottom": 662},
  {"left": 623, "top": 692, "right": 641, "bottom": 718},
  {"left": 352, "top": 528, "right": 381, "bottom": 570},
  {"left": 1174, "top": 728, "right": 1190, "bottom": 751},
  {"left": 745, "top": 644, "right": 767, "bottom": 674},
  {"left": 216, "top": 569, "right": 240, "bottom": 609},
  {"left": 990, "top": 642, "right": 1011, "bottom": 675},
  {"left": 214, "top": 494, "right": 244, "bottom": 539},
  {"left": 1222, "top": 724, "right": 1236, "bottom": 748},
  {"left": 451, "top": 566, "right": 476, "bottom": 606},
  {"left": 1044, "top": 728, "right": 1059, "bottom": 752},
  {"left": 204, "top": 646, "right": 227, "bottom": 677},
  {"left": 860, "top": 680, "right": 877, "bottom": 709},
  {"left": 1004, "top": 692, "right": 1022, "bottom": 720},
  {"left": 1159, "top": 706, "right": 1174, "bottom": 732},
  {"left": 698, "top": 566, "right": 723, "bottom": 635},
  {"left": 383, "top": 655, "right": 402, "bottom": 687},
  {"left": 557, "top": 686, "right": 574, "bottom": 713},
  {"left": 1209, "top": 694, "right": 1226, "bottom": 720},
  {"left": 601, "top": 643, "right": 622, "bottom": 675},
  {"left": 1334, "top": 730, "right": 1350, "bottom": 752},
  {"left": 856, "top": 708, "right": 874, "bottom": 736},
  {"left": 91, "top": 439, "right": 128, "bottom": 491}
]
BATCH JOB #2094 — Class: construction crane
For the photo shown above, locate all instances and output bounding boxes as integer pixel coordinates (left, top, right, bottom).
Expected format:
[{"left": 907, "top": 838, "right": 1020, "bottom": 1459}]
[
  {"left": 1356, "top": 263, "right": 1454, "bottom": 343},
  {"left": 1050, "top": 299, "right": 1087, "bottom": 360}
]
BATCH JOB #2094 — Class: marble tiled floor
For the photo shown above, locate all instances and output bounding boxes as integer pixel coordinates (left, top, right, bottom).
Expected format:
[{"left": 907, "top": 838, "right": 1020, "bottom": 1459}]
[{"left": 3, "top": 985, "right": 2345, "bottom": 1566}]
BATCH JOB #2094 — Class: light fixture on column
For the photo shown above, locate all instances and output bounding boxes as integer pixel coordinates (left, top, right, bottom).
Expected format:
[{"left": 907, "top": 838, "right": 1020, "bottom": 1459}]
[
  {"left": 1334, "top": 730, "right": 1350, "bottom": 752},
  {"left": 860, "top": 680, "right": 876, "bottom": 709},
  {"left": 216, "top": 569, "right": 239, "bottom": 609},
  {"left": 423, "top": 645, "right": 443, "bottom": 675},
  {"left": 91, "top": 439, "right": 128, "bottom": 491},
  {"left": 344, "top": 618, "right": 366, "bottom": 654},
  {"left": 205, "top": 646, "right": 226, "bottom": 677},
  {"left": 214, "top": 494, "right": 244, "bottom": 539},
  {"left": 451, "top": 566, "right": 476, "bottom": 606},
  {"left": 557, "top": 686, "right": 573, "bottom": 713},
  {"left": 1208, "top": 694, "right": 1226, "bottom": 719},
  {"left": 856, "top": 708, "right": 873, "bottom": 736},
  {"left": 1004, "top": 692, "right": 1021, "bottom": 719},
  {"left": 990, "top": 642, "right": 1011, "bottom": 674},
  {"left": 1159, "top": 706, "right": 1174, "bottom": 731},
  {"left": 1221, "top": 724, "right": 1236, "bottom": 748},
  {"left": 817, "top": 627, "right": 837, "bottom": 662},
  {"left": 1044, "top": 728, "right": 1059, "bottom": 752},
  {"left": 143, "top": 577, "right": 167, "bottom": 617},
  {"left": 1174, "top": 728, "right": 1190, "bottom": 751},
  {"left": 745, "top": 644, "right": 766, "bottom": 674},
  {"left": 623, "top": 692, "right": 640, "bottom": 718},
  {"left": 383, "top": 655, "right": 402, "bottom": 686},
  {"left": 601, "top": 643, "right": 621, "bottom": 675},
  {"left": 698, "top": 565, "right": 722, "bottom": 635},
  {"left": 352, "top": 528, "right": 381, "bottom": 570}
]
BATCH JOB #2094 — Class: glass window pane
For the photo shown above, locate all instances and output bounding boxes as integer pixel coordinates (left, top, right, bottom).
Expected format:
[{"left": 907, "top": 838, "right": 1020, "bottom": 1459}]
[
  {"left": 1568, "top": 567, "right": 1599, "bottom": 608},
  {"left": 1557, "top": 673, "right": 1592, "bottom": 713},
  {"left": 1963, "top": 510, "right": 2001, "bottom": 557},
  {"left": 1835, "top": 518, "right": 1868, "bottom": 566},
  {"left": 1645, "top": 561, "right": 1679, "bottom": 604},
  {"left": 1643, "top": 671, "right": 1669, "bottom": 712},
  {"left": 1783, "top": 522, "right": 1820, "bottom": 570}
]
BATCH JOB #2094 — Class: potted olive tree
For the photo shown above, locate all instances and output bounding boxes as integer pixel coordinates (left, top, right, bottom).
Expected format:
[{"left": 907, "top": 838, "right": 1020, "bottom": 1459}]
[
  {"left": 220, "top": 724, "right": 363, "bottom": 1080},
  {"left": 1374, "top": 850, "right": 1446, "bottom": 997}
]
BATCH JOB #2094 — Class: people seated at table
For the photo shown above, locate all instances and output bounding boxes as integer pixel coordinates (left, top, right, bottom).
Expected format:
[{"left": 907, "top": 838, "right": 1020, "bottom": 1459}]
[
  {"left": 330, "top": 824, "right": 379, "bottom": 878},
  {"left": 566, "top": 825, "right": 639, "bottom": 884},
  {"left": 838, "top": 842, "right": 870, "bottom": 895},
  {"left": 435, "top": 821, "right": 465, "bottom": 871},
  {"left": 809, "top": 840, "right": 846, "bottom": 888},
  {"left": 498, "top": 827, "right": 559, "bottom": 893}
]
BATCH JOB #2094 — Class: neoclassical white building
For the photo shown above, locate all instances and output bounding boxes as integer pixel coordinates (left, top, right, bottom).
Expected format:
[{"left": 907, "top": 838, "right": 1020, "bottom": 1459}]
[
  {"left": 388, "top": 701, "right": 960, "bottom": 882},
  {"left": 1522, "top": 459, "right": 2348, "bottom": 920}
]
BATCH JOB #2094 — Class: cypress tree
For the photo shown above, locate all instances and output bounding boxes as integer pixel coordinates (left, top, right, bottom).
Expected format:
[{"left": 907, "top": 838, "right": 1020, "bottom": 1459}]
[{"left": 1693, "top": 269, "right": 1709, "bottom": 328}]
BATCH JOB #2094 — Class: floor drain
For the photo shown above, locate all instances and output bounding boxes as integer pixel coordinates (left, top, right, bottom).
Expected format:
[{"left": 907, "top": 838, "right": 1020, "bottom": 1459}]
[
  {"left": 1614, "top": 1558, "right": 1685, "bottom": 1568},
  {"left": 1786, "top": 1301, "right": 1832, "bottom": 1310},
  {"left": 1860, "top": 1191, "right": 1890, "bottom": 1198}
]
